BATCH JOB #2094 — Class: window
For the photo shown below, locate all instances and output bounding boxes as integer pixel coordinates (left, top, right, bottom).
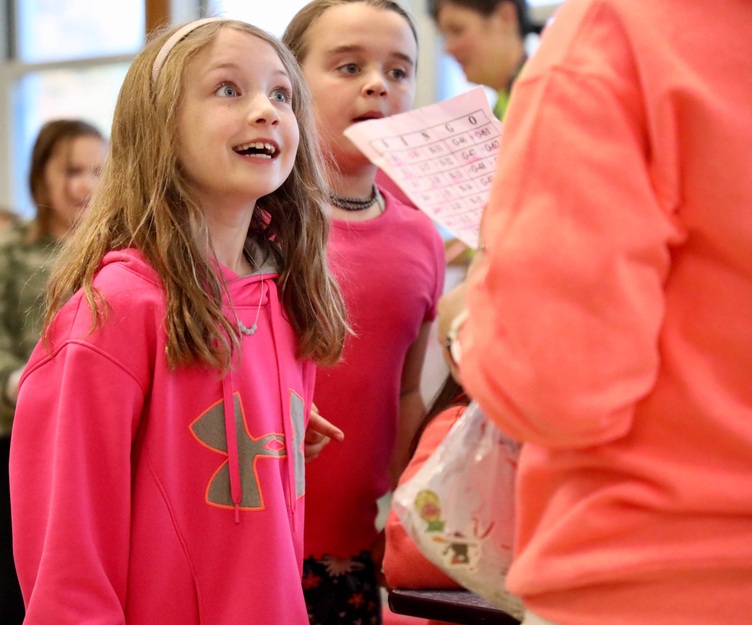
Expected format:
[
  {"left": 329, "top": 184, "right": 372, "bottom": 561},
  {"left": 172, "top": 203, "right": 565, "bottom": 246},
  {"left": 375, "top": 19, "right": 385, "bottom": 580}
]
[
  {"left": 206, "top": 0, "right": 312, "bottom": 37},
  {"left": 17, "top": 2, "right": 144, "bottom": 62},
  {"left": 1, "top": 0, "right": 145, "bottom": 216},
  {"left": 0, "top": 0, "right": 329, "bottom": 216}
]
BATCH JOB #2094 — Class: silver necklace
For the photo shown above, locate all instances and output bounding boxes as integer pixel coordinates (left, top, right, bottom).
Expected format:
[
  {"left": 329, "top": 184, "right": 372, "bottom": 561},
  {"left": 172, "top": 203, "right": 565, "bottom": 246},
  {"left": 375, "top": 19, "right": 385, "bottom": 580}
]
[
  {"left": 237, "top": 280, "right": 264, "bottom": 336},
  {"left": 237, "top": 317, "right": 259, "bottom": 336},
  {"left": 330, "top": 185, "right": 378, "bottom": 211}
]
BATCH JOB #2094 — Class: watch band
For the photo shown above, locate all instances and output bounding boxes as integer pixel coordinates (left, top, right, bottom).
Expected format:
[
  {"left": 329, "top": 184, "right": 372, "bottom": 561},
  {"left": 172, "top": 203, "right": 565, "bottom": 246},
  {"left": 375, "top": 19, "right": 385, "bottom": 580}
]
[{"left": 445, "top": 309, "right": 469, "bottom": 366}]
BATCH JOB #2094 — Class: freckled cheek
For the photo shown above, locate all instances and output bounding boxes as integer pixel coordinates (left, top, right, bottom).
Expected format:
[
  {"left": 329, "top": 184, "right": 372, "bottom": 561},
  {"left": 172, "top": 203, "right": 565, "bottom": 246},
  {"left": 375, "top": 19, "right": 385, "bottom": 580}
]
[
  {"left": 313, "top": 106, "right": 340, "bottom": 135},
  {"left": 321, "top": 92, "right": 350, "bottom": 117}
]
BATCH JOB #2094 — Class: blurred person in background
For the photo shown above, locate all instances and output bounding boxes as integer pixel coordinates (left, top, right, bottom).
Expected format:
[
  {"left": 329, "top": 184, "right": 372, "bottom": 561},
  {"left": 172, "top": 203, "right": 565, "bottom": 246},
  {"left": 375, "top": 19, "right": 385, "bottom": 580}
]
[
  {"left": 0, "top": 118, "right": 106, "bottom": 625},
  {"left": 428, "top": 0, "right": 532, "bottom": 120},
  {"left": 0, "top": 208, "right": 20, "bottom": 233}
]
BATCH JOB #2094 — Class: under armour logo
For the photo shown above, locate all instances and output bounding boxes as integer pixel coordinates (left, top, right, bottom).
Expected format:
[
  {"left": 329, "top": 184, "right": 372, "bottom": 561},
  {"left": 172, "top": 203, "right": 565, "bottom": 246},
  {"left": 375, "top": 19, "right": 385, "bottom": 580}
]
[{"left": 190, "top": 391, "right": 305, "bottom": 510}]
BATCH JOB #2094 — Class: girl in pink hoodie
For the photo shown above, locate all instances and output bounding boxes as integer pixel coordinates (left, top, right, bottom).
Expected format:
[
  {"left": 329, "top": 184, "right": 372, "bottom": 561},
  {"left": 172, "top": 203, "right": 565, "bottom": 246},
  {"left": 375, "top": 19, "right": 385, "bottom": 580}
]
[{"left": 10, "top": 18, "right": 348, "bottom": 625}]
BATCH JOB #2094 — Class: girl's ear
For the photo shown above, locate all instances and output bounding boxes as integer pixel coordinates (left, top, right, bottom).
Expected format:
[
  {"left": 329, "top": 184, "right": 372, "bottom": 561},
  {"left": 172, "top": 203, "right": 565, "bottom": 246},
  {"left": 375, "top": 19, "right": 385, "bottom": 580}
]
[{"left": 494, "top": 1, "right": 520, "bottom": 31}]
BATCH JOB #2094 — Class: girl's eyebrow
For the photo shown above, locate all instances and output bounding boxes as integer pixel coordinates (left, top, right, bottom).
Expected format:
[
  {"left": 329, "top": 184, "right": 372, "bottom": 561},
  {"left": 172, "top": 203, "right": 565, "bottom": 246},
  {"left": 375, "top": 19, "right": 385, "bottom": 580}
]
[
  {"left": 325, "top": 45, "right": 415, "bottom": 68},
  {"left": 207, "top": 60, "right": 291, "bottom": 79}
]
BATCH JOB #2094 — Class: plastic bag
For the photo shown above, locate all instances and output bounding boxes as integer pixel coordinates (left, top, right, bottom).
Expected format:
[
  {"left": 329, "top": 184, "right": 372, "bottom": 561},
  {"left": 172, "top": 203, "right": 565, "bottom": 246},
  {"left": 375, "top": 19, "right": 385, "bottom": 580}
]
[{"left": 392, "top": 400, "right": 524, "bottom": 619}]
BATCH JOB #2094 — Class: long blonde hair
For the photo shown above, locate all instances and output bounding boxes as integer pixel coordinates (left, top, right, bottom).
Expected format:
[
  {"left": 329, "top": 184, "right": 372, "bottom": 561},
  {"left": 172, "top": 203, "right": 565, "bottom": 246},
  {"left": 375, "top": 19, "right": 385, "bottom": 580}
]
[{"left": 44, "top": 19, "right": 347, "bottom": 370}]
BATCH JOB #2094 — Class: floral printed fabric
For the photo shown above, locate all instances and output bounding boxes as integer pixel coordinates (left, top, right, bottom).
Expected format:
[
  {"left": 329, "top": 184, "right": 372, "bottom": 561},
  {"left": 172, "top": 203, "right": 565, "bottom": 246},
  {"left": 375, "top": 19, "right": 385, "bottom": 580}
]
[{"left": 302, "top": 551, "right": 381, "bottom": 625}]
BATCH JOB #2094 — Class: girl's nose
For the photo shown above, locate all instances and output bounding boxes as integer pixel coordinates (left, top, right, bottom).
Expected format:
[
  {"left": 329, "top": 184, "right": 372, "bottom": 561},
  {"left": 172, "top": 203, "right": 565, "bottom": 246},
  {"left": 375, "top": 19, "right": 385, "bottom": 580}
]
[
  {"left": 75, "top": 170, "right": 100, "bottom": 199},
  {"left": 362, "top": 72, "right": 388, "bottom": 97},
  {"left": 248, "top": 94, "right": 280, "bottom": 126}
]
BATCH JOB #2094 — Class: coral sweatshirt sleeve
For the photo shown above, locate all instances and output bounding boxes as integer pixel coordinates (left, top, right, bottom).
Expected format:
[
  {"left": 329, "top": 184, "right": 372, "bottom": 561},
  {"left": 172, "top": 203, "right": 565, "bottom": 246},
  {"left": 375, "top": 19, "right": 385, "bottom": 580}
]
[
  {"left": 10, "top": 250, "right": 313, "bottom": 625},
  {"left": 463, "top": 2, "right": 684, "bottom": 449},
  {"left": 461, "top": 0, "right": 752, "bottom": 623}
]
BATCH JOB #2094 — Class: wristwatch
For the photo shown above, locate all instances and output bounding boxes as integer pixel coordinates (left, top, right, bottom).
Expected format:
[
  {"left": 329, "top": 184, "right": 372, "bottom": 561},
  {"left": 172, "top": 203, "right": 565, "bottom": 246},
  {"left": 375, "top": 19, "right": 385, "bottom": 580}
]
[{"left": 444, "top": 309, "right": 469, "bottom": 367}]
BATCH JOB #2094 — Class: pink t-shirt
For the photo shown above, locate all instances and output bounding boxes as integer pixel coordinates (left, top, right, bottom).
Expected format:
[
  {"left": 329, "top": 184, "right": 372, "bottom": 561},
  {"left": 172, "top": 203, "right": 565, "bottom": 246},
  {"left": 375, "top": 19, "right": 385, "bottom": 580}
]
[{"left": 305, "top": 189, "right": 445, "bottom": 558}]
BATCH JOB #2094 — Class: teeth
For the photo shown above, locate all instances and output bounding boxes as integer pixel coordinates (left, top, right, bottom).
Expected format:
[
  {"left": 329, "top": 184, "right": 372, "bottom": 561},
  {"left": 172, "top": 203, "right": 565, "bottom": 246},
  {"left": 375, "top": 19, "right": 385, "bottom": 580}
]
[{"left": 235, "top": 141, "right": 277, "bottom": 156}]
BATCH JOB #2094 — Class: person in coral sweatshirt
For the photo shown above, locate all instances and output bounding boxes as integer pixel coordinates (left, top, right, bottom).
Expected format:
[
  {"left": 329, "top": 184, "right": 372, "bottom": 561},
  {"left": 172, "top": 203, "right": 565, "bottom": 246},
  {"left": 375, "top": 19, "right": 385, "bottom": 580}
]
[
  {"left": 9, "top": 18, "right": 348, "bottom": 625},
  {"left": 447, "top": 0, "right": 752, "bottom": 624}
]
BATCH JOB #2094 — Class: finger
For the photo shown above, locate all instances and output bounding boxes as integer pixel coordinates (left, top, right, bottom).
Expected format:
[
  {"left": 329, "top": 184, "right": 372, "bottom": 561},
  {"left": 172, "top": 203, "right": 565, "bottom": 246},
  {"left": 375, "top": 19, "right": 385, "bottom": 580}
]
[
  {"left": 307, "top": 411, "right": 344, "bottom": 442},
  {"left": 305, "top": 437, "right": 330, "bottom": 462},
  {"left": 305, "top": 429, "right": 326, "bottom": 444}
]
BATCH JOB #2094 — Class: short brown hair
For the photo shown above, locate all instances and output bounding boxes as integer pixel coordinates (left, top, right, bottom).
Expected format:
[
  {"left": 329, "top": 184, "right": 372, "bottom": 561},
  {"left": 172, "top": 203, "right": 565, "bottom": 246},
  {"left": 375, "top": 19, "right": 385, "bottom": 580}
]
[
  {"left": 427, "top": 0, "right": 531, "bottom": 35},
  {"left": 283, "top": 0, "right": 418, "bottom": 63}
]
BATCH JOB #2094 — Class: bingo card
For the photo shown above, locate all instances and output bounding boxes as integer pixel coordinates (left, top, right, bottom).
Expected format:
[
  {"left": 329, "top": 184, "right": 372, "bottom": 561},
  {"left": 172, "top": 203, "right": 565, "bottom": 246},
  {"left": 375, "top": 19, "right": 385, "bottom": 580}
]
[{"left": 344, "top": 86, "right": 502, "bottom": 249}]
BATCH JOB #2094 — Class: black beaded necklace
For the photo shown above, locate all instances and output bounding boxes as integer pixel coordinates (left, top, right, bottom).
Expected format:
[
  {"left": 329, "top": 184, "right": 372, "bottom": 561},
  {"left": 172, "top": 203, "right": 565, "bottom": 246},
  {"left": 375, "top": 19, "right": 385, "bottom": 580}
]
[{"left": 330, "top": 185, "right": 378, "bottom": 211}]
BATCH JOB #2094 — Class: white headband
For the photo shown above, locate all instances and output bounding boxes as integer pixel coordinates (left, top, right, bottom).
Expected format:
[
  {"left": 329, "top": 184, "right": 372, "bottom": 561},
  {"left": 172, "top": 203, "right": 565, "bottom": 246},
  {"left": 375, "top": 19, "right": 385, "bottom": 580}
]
[{"left": 151, "top": 17, "right": 227, "bottom": 88}]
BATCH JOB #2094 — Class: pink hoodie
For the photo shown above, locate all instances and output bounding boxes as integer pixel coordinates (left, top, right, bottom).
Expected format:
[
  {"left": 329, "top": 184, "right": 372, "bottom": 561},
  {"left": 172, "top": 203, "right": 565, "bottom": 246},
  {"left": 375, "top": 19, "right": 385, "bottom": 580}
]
[{"left": 10, "top": 249, "right": 314, "bottom": 624}]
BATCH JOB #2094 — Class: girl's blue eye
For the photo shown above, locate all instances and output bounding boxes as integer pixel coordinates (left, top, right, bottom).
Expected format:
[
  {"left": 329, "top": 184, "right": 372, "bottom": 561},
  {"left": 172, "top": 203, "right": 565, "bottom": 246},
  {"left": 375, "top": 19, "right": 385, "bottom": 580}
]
[
  {"left": 338, "top": 63, "right": 359, "bottom": 75},
  {"left": 216, "top": 83, "right": 238, "bottom": 97},
  {"left": 271, "top": 88, "right": 292, "bottom": 103},
  {"left": 389, "top": 68, "right": 408, "bottom": 81}
]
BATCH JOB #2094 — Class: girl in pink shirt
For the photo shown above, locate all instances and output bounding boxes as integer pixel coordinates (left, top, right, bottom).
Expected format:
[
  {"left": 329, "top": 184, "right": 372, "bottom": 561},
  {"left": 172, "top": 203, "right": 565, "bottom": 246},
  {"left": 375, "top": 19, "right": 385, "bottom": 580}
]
[{"left": 283, "top": 2, "right": 445, "bottom": 623}]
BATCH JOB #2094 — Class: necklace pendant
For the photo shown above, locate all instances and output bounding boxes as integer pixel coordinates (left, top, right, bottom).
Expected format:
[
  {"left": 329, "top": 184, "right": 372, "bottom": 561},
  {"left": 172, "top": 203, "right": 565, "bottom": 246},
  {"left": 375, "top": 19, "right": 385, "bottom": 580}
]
[
  {"left": 236, "top": 280, "right": 265, "bottom": 338},
  {"left": 238, "top": 321, "right": 258, "bottom": 336}
]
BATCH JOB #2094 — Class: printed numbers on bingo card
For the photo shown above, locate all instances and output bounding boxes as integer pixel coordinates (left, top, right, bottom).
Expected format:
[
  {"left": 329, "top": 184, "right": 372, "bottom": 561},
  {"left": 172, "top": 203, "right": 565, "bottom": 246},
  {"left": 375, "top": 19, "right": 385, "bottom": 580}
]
[{"left": 344, "top": 87, "right": 502, "bottom": 248}]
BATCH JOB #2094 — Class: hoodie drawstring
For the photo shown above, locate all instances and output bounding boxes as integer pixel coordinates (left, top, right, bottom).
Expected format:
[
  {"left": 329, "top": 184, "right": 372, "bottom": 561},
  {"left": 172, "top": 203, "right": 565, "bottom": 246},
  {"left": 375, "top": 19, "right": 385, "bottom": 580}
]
[
  {"left": 268, "top": 288, "right": 298, "bottom": 532},
  {"left": 222, "top": 276, "right": 298, "bottom": 528},
  {"left": 222, "top": 370, "right": 242, "bottom": 524},
  {"left": 222, "top": 278, "right": 266, "bottom": 524}
]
